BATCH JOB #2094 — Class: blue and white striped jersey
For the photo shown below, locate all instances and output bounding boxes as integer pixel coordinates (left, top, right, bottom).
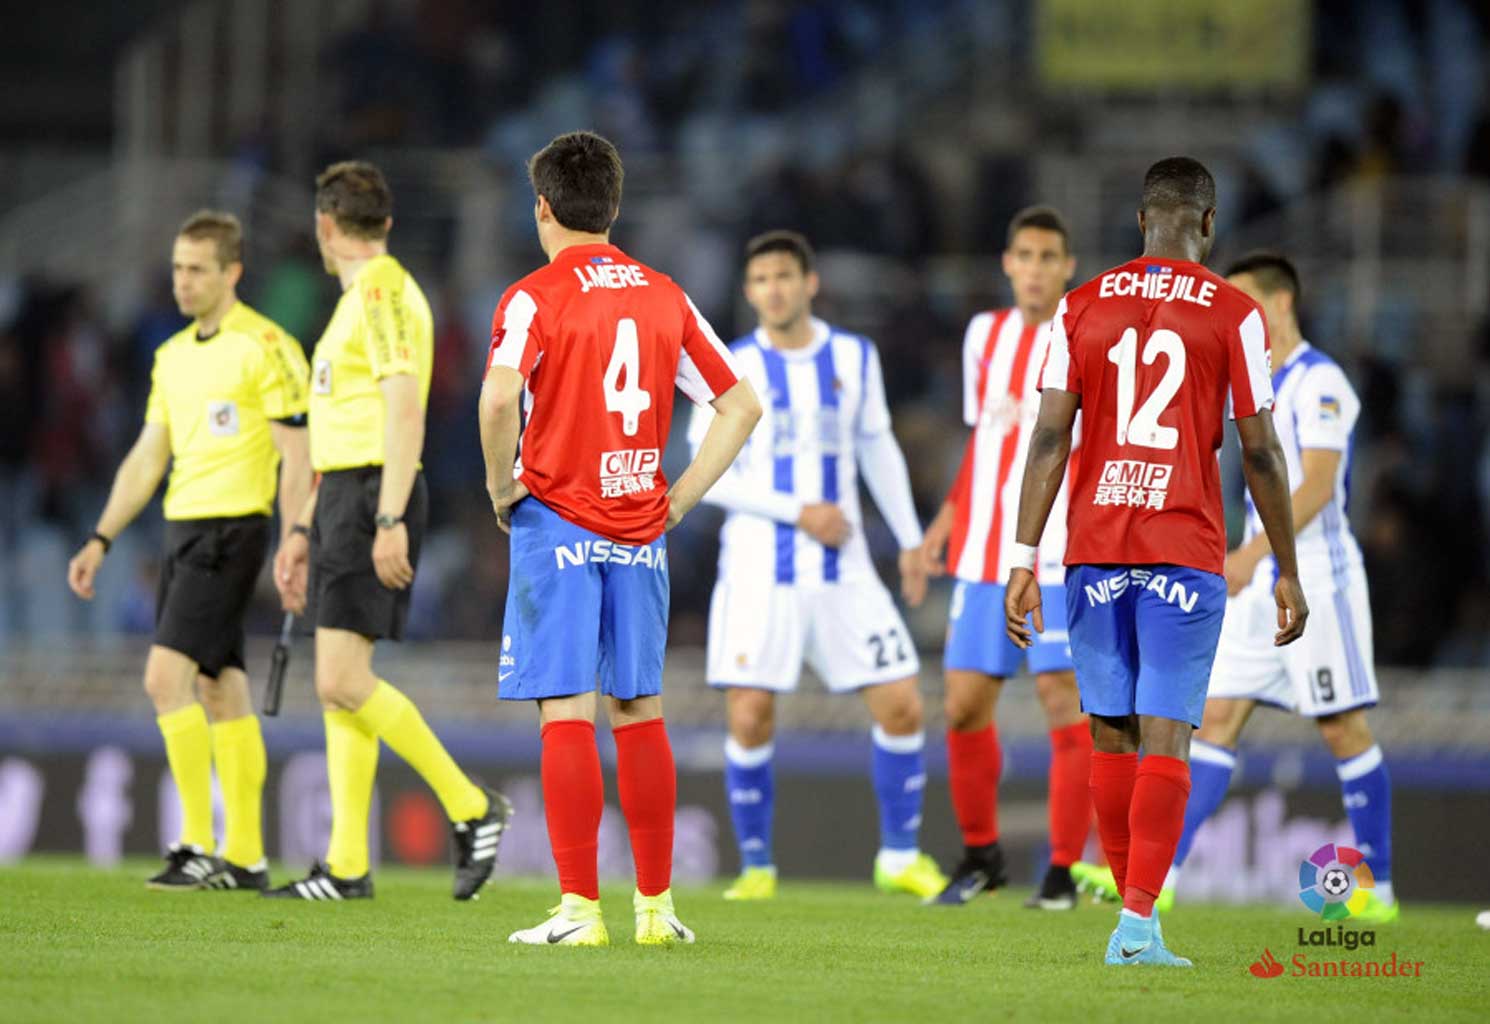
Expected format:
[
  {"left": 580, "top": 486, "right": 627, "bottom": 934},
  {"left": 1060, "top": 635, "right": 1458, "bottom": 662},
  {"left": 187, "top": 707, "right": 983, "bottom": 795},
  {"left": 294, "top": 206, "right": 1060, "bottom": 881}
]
[
  {"left": 1244, "top": 341, "right": 1363, "bottom": 591},
  {"left": 688, "top": 318, "right": 922, "bottom": 586}
]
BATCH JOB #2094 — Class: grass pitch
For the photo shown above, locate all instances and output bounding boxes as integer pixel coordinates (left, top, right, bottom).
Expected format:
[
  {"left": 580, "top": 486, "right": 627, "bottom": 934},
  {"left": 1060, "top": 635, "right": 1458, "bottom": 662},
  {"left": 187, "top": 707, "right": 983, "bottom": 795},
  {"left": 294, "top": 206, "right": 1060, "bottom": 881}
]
[{"left": 2, "top": 859, "right": 1485, "bottom": 1023}]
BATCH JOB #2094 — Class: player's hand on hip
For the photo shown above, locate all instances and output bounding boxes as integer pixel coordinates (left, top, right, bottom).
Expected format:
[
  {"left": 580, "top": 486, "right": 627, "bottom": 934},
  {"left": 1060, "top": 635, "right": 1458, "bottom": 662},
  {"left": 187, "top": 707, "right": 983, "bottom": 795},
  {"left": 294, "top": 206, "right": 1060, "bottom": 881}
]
[
  {"left": 1273, "top": 575, "right": 1309, "bottom": 646},
  {"left": 898, "top": 548, "right": 929, "bottom": 608},
  {"left": 1223, "top": 549, "right": 1258, "bottom": 596},
  {"left": 1004, "top": 567, "right": 1044, "bottom": 649},
  {"left": 274, "top": 534, "right": 310, "bottom": 614},
  {"left": 372, "top": 522, "right": 414, "bottom": 590},
  {"left": 488, "top": 480, "right": 529, "bottom": 536},
  {"left": 66, "top": 541, "right": 105, "bottom": 600},
  {"left": 797, "top": 503, "right": 851, "bottom": 547}
]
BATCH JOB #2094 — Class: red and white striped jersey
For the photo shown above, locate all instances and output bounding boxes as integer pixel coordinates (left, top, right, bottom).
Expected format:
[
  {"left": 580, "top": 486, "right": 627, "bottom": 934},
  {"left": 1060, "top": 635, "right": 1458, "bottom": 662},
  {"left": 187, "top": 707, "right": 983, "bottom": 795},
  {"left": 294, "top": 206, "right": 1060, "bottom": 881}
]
[
  {"left": 946, "top": 308, "right": 1077, "bottom": 585},
  {"left": 1040, "top": 257, "right": 1273, "bottom": 574},
  {"left": 487, "top": 243, "right": 741, "bottom": 544}
]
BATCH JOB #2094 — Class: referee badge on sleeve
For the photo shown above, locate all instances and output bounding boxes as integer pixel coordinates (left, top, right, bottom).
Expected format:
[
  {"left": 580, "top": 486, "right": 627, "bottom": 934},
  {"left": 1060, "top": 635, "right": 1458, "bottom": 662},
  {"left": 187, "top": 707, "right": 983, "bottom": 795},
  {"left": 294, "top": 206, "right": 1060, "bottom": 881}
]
[
  {"left": 207, "top": 400, "right": 240, "bottom": 436},
  {"left": 313, "top": 359, "right": 333, "bottom": 395}
]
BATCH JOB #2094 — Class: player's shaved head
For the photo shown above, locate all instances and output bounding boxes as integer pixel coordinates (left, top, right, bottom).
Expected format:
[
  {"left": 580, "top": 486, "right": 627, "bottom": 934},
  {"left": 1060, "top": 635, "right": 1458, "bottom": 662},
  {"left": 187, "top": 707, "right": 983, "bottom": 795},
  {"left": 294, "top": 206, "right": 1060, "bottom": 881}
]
[
  {"left": 315, "top": 161, "right": 393, "bottom": 240},
  {"left": 1225, "top": 250, "right": 1300, "bottom": 304},
  {"left": 1141, "top": 157, "right": 1216, "bottom": 215},
  {"left": 529, "top": 131, "right": 624, "bottom": 235}
]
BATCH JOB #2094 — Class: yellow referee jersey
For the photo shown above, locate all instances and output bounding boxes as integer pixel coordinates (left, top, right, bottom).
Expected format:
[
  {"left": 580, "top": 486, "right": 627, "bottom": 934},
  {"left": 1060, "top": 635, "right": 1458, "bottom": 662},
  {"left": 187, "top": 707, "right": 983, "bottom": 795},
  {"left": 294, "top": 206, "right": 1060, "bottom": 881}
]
[
  {"left": 308, "top": 254, "right": 433, "bottom": 472},
  {"left": 147, "top": 302, "right": 310, "bottom": 520}
]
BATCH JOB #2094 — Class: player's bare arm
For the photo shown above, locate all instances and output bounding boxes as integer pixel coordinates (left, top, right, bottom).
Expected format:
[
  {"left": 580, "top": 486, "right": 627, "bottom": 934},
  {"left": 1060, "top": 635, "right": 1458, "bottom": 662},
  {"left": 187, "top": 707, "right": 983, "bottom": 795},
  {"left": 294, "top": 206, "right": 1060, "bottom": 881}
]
[
  {"left": 271, "top": 422, "right": 312, "bottom": 545},
  {"left": 1004, "top": 388, "right": 1079, "bottom": 648},
  {"left": 918, "top": 500, "right": 955, "bottom": 576},
  {"left": 67, "top": 423, "right": 171, "bottom": 600},
  {"left": 478, "top": 364, "right": 530, "bottom": 534},
  {"left": 1236, "top": 409, "right": 1308, "bottom": 645},
  {"left": 666, "top": 378, "right": 762, "bottom": 530},
  {"left": 275, "top": 479, "right": 318, "bottom": 614},
  {"left": 269, "top": 422, "right": 312, "bottom": 611},
  {"left": 373, "top": 373, "right": 422, "bottom": 590},
  {"left": 1224, "top": 447, "right": 1341, "bottom": 595}
]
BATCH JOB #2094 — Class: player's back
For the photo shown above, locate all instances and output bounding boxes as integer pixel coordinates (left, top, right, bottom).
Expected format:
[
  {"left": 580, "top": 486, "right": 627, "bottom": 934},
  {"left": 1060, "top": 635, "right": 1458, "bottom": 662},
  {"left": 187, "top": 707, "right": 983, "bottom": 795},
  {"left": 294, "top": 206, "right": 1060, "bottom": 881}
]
[
  {"left": 1043, "top": 257, "right": 1272, "bottom": 574},
  {"left": 489, "top": 242, "right": 737, "bottom": 544}
]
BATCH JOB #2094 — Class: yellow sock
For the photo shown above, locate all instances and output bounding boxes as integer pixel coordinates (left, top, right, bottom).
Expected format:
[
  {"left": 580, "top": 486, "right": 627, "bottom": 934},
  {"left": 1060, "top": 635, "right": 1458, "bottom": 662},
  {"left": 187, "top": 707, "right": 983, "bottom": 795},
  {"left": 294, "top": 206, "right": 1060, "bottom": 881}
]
[
  {"left": 157, "top": 703, "right": 215, "bottom": 854},
  {"left": 211, "top": 715, "right": 266, "bottom": 867},
  {"left": 324, "top": 710, "right": 378, "bottom": 878},
  {"left": 353, "top": 680, "right": 487, "bottom": 822}
]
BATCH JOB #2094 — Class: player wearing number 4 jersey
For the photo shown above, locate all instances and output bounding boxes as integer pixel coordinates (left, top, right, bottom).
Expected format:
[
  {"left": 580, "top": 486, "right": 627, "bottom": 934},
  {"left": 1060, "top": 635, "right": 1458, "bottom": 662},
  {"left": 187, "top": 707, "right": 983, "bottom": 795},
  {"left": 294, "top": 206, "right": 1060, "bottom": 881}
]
[
  {"left": 1156, "top": 253, "right": 1396, "bottom": 924},
  {"left": 482, "top": 132, "right": 761, "bottom": 946},
  {"left": 1007, "top": 158, "right": 1308, "bottom": 967},
  {"left": 691, "top": 231, "right": 945, "bottom": 902}
]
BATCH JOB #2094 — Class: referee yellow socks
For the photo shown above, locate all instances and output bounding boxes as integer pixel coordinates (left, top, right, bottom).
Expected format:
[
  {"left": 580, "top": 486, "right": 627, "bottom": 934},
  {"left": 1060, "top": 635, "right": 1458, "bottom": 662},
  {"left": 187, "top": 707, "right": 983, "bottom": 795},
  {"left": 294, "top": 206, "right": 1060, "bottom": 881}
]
[
  {"left": 324, "top": 710, "right": 378, "bottom": 879},
  {"left": 211, "top": 715, "right": 266, "bottom": 868},
  {"left": 353, "top": 680, "right": 487, "bottom": 822},
  {"left": 157, "top": 703, "right": 215, "bottom": 854}
]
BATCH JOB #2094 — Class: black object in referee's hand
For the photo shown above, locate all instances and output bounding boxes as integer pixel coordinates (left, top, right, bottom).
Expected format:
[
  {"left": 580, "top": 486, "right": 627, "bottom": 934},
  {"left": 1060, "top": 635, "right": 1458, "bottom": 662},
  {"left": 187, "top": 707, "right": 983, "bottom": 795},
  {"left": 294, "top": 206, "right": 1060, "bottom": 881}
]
[{"left": 263, "top": 612, "right": 295, "bottom": 717}]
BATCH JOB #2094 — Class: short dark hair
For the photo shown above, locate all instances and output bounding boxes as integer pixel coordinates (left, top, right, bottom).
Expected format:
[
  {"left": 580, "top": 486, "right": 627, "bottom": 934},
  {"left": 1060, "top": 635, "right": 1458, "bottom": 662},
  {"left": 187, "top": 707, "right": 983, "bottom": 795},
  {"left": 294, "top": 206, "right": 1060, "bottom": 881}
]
[
  {"left": 177, "top": 209, "right": 243, "bottom": 267},
  {"left": 1006, "top": 205, "right": 1070, "bottom": 251},
  {"left": 528, "top": 131, "right": 624, "bottom": 234},
  {"left": 1141, "top": 156, "right": 1217, "bottom": 214},
  {"left": 1225, "top": 250, "right": 1302, "bottom": 304},
  {"left": 743, "top": 230, "right": 815, "bottom": 275},
  {"left": 315, "top": 161, "right": 393, "bottom": 239}
]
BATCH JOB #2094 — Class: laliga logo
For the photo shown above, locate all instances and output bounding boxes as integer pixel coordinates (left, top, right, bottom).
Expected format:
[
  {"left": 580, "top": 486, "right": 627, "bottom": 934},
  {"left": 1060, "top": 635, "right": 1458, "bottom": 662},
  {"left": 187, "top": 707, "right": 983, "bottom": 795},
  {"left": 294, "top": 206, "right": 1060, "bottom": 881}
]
[{"left": 1298, "top": 842, "right": 1375, "bottom": 920}]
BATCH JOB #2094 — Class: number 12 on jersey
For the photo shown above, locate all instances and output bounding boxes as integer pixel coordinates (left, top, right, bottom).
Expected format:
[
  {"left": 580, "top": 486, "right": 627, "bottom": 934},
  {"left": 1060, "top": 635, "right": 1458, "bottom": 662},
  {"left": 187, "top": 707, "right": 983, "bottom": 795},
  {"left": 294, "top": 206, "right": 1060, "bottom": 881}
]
[
  {"left": 1108, "top": 327, "right": 1185, "bottom": 450},
  {"left": 603, "top": 318, "right": 652, "bottom": 436}
]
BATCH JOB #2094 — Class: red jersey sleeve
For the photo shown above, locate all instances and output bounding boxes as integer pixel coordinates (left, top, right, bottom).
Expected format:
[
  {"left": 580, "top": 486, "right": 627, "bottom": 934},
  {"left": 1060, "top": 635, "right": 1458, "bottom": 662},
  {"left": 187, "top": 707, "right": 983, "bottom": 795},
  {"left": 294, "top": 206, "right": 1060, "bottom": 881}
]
[
  {"left": 486, "top": 286, "right": 542, "bottom": 377},
  {"left": 1038, "top": 294, "right": 1080, "bottom": 394},
  {"left": 1226, "top": 304, "right": 1274, "bottom": 419},
  {"left": 674, "top": 294, "right": 741, "bottom": 405}
]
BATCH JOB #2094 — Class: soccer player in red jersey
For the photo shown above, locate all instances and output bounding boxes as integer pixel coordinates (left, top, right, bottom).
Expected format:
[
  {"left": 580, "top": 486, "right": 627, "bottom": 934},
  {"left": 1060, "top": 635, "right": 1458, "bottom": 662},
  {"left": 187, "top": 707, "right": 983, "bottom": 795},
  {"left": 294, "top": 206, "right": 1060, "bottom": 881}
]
[
  {"left": 480, "top": 132, "right": 762, "bottom": 946},
  {"left": 1005, "top": 157, "right": 1308, "bottom": 966},
  {"left": 918, "top": 207, "right": 1094, "bottom": 908}
]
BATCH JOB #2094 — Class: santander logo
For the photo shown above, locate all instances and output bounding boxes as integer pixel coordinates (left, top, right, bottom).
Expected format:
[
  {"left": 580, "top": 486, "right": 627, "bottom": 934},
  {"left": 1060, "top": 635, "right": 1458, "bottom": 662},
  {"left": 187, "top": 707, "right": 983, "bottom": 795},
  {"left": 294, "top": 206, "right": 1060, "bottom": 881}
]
[{"left": 1249, "top": 948, "right": 1284, "bottom": 979}]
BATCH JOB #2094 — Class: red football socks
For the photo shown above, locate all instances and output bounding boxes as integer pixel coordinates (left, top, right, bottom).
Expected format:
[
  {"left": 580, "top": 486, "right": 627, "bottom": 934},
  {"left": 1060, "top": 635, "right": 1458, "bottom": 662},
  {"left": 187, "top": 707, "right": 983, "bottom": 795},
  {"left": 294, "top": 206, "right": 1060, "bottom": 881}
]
[
  {"left": 614, "top": 717, "right": 677, "bottom": 897},
  {"left": 1124, "top": 754, "right": 1191, "bottom": 917},
  {"left": 1047, "top": 721, "right": 1094, "bottom": 868},
  {"left": 1090, "top": 750, "right": 1139, "bottom": 899},
  {"left": 947, "top": 724, "right": 1001, "bottom": 847},
  {"left": 541, "top": 719, "right": 604, "bottom": 901}
]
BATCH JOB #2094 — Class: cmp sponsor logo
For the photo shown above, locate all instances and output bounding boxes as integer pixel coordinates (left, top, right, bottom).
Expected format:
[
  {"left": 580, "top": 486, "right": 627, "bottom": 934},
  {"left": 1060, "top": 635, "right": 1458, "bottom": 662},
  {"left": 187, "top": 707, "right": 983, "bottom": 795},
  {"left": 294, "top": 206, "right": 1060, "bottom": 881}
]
[{"left": 553, "top": 540, "right": 667, "bottom": 572}]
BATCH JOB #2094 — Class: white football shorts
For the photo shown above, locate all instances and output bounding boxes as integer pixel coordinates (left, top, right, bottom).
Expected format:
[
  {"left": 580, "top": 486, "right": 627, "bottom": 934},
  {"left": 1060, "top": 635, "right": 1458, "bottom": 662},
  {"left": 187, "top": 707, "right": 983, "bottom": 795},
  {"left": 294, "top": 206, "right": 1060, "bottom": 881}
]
[
  {"left": 1207, "top": 565, "right": 1378, "bottom": 717},
  {"left": 706, "top": 577, "right": 920, "bottom": 692}
]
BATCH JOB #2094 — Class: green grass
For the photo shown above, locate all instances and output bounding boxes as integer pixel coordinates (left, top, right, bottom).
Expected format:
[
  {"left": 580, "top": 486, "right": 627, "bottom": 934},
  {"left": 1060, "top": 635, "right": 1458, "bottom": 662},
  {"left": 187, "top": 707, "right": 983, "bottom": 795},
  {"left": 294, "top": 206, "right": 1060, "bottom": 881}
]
[{"left": 2, "top": 859, "right": 1485, "bottom": 1023}]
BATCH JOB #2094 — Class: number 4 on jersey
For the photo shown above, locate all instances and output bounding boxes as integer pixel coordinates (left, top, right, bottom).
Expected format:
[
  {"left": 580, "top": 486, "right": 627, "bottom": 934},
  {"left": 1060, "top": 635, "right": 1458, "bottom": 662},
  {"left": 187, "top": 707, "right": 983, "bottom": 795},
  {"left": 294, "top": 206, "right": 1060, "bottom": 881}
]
[
  {"left": 603, "top": 318, "right": 652, "bottom": 436},
  {"left": 1107, "top": 327, "right": 1186, "bottom": 450}
]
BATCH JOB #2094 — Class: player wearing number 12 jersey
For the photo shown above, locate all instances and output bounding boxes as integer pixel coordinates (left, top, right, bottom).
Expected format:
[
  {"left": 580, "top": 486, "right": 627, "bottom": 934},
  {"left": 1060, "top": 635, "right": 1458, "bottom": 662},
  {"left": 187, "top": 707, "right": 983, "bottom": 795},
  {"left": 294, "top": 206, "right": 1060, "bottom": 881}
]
[
  {"left": 1006, "top": 158, "right": 1308, "bottom": 967},
  {"left": 481, "top": 132, "right": 761, "bottom": 947}
]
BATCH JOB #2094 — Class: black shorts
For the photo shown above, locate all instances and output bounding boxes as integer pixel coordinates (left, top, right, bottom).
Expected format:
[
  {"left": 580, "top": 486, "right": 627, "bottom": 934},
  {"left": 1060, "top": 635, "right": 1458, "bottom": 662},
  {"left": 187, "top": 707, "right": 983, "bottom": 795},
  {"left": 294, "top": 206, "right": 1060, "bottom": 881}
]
[
  {"left": 155, "top": 515, "right": 272, "bottom": 677},
  {"left": 310, "top": 467, "right": 427, "bottom": 641}
]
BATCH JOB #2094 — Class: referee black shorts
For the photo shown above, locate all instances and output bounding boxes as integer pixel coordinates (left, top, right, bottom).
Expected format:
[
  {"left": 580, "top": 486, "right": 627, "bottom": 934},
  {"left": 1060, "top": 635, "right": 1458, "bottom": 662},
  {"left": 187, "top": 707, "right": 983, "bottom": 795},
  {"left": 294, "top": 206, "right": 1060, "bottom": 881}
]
[
  {"left": 155, "top": 515, "right": 272, "bottom": 677},
  {"left": 310, "top": 467, "right": 428, "bottom": 642}
]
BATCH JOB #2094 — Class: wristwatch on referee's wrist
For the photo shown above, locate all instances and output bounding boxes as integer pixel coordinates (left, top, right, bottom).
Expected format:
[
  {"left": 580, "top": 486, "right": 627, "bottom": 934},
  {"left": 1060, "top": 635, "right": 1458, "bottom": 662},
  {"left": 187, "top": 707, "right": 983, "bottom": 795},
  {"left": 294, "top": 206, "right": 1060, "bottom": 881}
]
[{"left": 375, "top": 513, "right": 403, "bottom": 530}]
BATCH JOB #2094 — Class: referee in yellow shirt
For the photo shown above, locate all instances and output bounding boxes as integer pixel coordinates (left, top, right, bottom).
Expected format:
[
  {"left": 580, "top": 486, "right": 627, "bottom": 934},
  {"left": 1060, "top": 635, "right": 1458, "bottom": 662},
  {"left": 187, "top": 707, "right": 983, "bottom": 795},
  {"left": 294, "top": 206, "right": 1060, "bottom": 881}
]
[
  {"left": 269, "top": 161, "right": 511, "bottom": 901},
  {"left": 67, "top": 210, "right": 312, "bottom": 891}
]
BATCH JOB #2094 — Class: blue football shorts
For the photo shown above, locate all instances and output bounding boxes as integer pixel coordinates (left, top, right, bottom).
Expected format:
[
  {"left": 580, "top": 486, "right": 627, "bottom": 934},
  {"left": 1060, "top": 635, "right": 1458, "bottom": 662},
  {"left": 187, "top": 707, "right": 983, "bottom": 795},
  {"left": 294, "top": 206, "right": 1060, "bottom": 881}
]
[
  {"left": 944, "top": 580, "right": 1074, "bottom": 678},
  {"left": 498, "top": 497, "right": 669, "bottom": 702},
  {"left": 1065, "top": 563, "right": 1226, "bottom": 727}
]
